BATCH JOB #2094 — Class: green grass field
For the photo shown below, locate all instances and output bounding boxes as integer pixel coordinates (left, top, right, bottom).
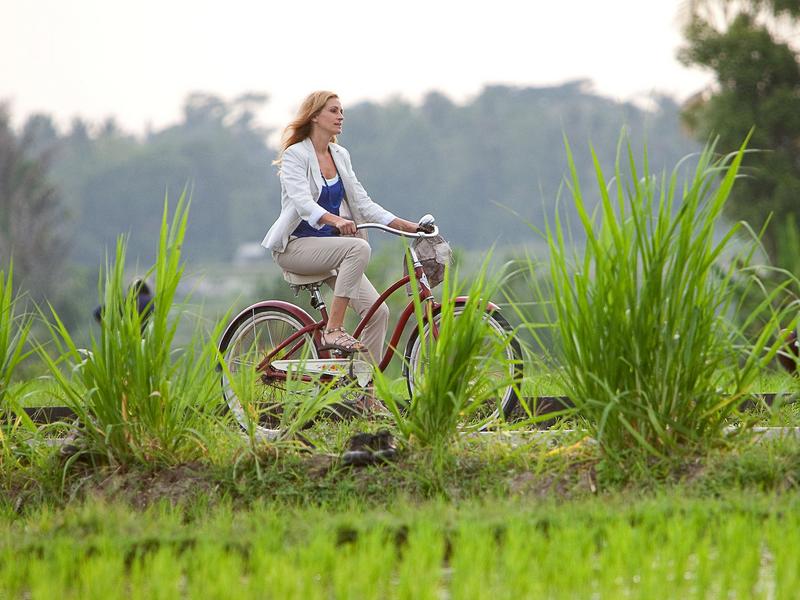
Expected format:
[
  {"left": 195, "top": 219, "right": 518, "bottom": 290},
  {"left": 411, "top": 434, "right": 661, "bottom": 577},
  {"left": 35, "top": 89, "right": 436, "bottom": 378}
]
[{"left": 2, "top": 493, "right": 799, "bottom": 599}]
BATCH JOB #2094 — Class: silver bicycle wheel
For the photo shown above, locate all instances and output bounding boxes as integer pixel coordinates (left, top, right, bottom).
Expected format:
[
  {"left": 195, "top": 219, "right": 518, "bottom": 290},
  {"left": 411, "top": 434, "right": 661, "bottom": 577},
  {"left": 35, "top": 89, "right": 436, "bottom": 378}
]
[
  {"left": 403, "top": 307, "right": 522, "bottom": 422},
  {"left": 219, "top": 306, "right": 319, "bottom": 438}
]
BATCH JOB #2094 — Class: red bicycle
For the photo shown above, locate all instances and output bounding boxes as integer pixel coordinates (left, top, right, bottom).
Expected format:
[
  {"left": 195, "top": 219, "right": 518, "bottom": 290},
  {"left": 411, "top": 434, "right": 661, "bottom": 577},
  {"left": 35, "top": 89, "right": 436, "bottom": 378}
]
[{"left": 218, "top": 222, "right": 523, "bottom": 437}]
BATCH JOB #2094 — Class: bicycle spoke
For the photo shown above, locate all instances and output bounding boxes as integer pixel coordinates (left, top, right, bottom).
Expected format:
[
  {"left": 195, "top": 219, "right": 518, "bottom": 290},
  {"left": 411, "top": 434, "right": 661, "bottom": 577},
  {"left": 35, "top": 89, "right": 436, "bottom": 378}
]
[
  {"left": 266, "top": 319, "right": 276, "bottom": 353},
  {"left": 229, "top": 357, "right": 261, "bottom": 368},
  {"left": 405, "top": 307, "right": 522, "bottom": 424},
  {"left": 220, "top": 307, "right": 321, "bottom": 435}
]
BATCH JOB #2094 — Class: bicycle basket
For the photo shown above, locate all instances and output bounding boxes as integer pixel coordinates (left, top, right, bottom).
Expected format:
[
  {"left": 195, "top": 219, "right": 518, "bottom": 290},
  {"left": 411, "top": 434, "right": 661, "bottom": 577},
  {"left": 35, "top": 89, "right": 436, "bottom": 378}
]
[{"left": 403, "top": 235, "right": 452, "bottom": 290}]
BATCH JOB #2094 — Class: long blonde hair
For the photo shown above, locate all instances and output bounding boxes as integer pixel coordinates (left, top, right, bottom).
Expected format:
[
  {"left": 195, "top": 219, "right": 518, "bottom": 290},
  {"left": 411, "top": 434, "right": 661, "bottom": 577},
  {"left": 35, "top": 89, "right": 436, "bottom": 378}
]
[{"left": 273, "top": 91, "right": 338, "bottom": 166}]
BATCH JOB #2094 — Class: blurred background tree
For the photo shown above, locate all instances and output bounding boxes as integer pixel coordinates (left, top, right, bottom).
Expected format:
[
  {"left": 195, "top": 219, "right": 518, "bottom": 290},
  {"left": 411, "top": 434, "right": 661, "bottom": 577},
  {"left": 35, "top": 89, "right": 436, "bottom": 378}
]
[
  {"left": 52, "top": 92, "right": 274, "bottom": 266},
  {"left": 0, "top": 104, "right": 67, "bottom": 301},
  {"left": 679, "top": 0, "right": 800, "bottom": 262}
]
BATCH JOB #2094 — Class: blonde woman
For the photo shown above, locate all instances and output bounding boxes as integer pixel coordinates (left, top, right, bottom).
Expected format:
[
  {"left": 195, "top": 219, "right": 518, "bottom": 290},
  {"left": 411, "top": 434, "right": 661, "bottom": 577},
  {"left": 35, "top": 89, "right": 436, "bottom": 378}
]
[{"left": 262, "top": 91, "right": 424, "bottom": 363}]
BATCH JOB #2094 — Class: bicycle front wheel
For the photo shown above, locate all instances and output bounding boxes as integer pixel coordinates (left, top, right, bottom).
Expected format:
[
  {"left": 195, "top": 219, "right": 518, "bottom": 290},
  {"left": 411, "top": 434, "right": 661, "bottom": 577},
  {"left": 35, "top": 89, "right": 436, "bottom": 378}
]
[
  {"left": 403, "top": 306, "right": 523, "bottom": 422},
  {"left": 219, "top": 306, "right": 319, "bottom": 437}
]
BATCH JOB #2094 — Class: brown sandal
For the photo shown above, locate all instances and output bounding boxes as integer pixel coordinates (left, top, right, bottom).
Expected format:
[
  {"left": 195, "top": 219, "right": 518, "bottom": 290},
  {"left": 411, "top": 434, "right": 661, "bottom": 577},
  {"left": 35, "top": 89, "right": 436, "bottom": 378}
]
[{"left": 320, "top": 327, "right": 365, "bottom": 353}]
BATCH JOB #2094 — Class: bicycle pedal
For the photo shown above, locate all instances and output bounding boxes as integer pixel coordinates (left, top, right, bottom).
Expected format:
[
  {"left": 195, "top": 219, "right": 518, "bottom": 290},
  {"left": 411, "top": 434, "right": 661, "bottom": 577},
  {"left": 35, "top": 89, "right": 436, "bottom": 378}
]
[
  {"left": 347, "top": 360, "right": 374, "bottom": 387},
  {"left": 320, "top": 345, "right": 358, "bottom": 358}
]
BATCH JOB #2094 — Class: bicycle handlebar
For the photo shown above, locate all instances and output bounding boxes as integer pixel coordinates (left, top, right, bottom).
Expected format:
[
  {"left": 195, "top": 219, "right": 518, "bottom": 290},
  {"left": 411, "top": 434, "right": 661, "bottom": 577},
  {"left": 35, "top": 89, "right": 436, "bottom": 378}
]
[{"left": 331, "top": 223, "right": 439, "bottom": 239}]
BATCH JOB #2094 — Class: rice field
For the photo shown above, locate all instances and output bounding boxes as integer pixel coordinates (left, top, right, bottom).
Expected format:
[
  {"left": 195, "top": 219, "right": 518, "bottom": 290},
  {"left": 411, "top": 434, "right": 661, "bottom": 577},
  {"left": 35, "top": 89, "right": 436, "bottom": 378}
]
[{"left": 1, "top": 494, "right": 798, "bottom": 599}]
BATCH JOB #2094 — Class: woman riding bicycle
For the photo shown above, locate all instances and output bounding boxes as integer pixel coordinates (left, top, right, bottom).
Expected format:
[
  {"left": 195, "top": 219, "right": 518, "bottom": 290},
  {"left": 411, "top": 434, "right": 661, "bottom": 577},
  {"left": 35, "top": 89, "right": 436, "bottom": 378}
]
[{"left": 262, "top": 90, "right": 426, "bottom": 364}]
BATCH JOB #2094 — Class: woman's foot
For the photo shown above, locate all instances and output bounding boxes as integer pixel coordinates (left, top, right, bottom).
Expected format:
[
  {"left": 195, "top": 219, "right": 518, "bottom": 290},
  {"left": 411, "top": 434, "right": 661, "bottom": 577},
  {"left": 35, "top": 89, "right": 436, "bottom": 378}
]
[{"left": 320, "top": 327, "right": 366, "bottom": 353}]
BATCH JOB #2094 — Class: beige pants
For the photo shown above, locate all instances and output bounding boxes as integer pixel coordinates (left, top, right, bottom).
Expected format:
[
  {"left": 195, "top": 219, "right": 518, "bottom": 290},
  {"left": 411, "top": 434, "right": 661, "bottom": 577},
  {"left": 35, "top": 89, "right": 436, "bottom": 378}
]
[{"left": 274, "top": 236, "right": 390, "bottom": 364}]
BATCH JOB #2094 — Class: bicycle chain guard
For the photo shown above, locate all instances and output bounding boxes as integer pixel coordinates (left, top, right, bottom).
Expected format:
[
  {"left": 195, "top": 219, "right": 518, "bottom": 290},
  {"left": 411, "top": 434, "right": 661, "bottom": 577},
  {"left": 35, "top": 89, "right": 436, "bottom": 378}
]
[{"left": 270, "top": 358, "right": 373, "bottom": 387}]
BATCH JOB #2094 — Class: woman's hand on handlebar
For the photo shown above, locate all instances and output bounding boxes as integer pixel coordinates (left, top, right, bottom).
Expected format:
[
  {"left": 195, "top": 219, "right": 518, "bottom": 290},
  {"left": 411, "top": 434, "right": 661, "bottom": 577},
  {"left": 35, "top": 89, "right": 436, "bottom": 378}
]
[
  {"left": 388, "top": 217, "right": 433, "bottom": 234},
  {"left": 323, "top": 214, "right": 357, "bottom": 235},
  {"left": 335, "top": 218, "right": 358, "bottom": 236},
  {"left": 416, "top": 214, "right": 436, "bottom": 233}
]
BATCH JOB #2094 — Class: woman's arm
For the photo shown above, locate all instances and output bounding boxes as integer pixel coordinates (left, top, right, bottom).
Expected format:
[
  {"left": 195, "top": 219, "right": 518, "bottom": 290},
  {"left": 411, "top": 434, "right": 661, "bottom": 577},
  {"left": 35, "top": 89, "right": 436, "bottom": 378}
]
[{"left": 387, "top": 217, "right": 421, "bottom": 233}]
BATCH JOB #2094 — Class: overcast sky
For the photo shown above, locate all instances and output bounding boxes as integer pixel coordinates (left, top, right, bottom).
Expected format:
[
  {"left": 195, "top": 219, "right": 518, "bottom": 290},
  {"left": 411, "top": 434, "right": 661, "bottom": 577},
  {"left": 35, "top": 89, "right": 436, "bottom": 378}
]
[{"left": 1, "top": 0, "right": 712, "bottom": 134}]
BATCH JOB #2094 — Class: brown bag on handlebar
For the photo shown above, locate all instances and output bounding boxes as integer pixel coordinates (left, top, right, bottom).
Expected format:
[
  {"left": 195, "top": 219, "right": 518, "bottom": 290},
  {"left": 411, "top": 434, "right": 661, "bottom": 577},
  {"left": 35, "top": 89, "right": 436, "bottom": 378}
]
[{"left": 402, "top": 235, "right": 452, "bottom": 292}]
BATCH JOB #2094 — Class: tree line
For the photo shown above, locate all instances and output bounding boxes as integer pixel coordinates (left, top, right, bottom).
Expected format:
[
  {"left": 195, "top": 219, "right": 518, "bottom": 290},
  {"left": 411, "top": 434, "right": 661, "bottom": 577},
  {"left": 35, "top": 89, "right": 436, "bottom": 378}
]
[{"left": 6, "top": 83, "right": 698, "bottom": 274}]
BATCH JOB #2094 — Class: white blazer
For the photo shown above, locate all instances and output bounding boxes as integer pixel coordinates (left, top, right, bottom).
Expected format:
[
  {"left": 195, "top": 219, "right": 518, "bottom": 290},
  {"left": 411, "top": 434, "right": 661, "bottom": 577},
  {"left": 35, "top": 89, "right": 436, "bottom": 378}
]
[{"left": 261, "top": 138, "right": 396, "bottom": 253}]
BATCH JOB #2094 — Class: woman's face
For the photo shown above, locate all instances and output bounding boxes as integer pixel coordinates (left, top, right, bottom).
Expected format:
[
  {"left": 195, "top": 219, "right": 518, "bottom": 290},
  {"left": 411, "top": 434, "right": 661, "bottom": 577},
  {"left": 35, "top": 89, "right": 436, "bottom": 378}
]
[{"left": 312, "top": 98, "right": 344, "bottom": 136}]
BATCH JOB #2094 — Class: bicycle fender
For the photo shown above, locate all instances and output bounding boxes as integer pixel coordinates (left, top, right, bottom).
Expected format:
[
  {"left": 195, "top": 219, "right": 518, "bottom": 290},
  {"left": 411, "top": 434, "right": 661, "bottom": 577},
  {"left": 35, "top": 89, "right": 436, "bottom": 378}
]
[
  {"left": 414, "top": 297, "right": 501, "bottom": 332},
  {"left": 453, "top": 296, "right": 501, "bottom": 312},
  {"left": 403, "top": 297, "right": 505, "bottom": 377},
  {"left": 219, "top": 300, "right": 318, "bottom": 349}
]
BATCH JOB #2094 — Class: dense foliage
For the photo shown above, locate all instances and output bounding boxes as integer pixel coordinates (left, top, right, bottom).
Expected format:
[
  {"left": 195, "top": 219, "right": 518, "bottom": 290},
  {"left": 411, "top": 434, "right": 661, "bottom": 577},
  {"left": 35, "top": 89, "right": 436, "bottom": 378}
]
[{"left": 679, "top": 0, "right": 800, "bottom": 260}]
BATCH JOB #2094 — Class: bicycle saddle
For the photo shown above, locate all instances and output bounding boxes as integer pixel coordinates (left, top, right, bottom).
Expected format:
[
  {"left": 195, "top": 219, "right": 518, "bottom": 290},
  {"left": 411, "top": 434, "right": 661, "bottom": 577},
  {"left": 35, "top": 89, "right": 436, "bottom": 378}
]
[{"left": 282, "top": 270, "right": 337, "bottom": 285}]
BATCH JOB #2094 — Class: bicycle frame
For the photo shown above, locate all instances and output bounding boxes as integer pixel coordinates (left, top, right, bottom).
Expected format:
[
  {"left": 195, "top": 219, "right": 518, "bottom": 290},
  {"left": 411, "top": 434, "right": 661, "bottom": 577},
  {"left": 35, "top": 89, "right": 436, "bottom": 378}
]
[
  {"left": 256, "top": 260, "right": 436, "bottom": 381},
  {"left": 236, "top": 222, "right": 501, "bottom": 385}
]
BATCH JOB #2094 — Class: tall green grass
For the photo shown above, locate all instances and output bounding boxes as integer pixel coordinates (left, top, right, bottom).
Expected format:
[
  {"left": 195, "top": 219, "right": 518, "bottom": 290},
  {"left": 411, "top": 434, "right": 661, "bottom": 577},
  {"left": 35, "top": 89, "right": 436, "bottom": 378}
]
[
  {"left": 40, "top": 193, "right": 224, "bottom": 466},
  {"left": 538, "top": 137, "right": 798, "bottom": 464},
  {"left": 0, "top": 264, "right": 33, "bottom": 409},
  {"left": 376, "top": 262, "right": 520, "bottom": 450},
  {"left": 0, "top": 264, "right": 40, "bottom": 477}
]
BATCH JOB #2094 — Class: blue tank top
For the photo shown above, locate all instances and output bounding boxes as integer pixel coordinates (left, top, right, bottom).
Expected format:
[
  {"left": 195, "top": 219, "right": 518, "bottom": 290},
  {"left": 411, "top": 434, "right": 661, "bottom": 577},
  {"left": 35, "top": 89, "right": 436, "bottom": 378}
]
[{"left": 291, "top": 174, "right": 345, "bottom": 238}]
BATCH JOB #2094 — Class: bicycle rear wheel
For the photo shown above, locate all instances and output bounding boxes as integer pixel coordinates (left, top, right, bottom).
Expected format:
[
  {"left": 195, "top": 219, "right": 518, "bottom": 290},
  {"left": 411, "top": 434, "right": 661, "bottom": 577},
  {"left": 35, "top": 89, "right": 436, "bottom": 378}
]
[
  {"left": 403, "top": 306, "right": 523, "bottom": 423},
  {"left": 219, "top": 305, "right": 319, "bottom": 437}
]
